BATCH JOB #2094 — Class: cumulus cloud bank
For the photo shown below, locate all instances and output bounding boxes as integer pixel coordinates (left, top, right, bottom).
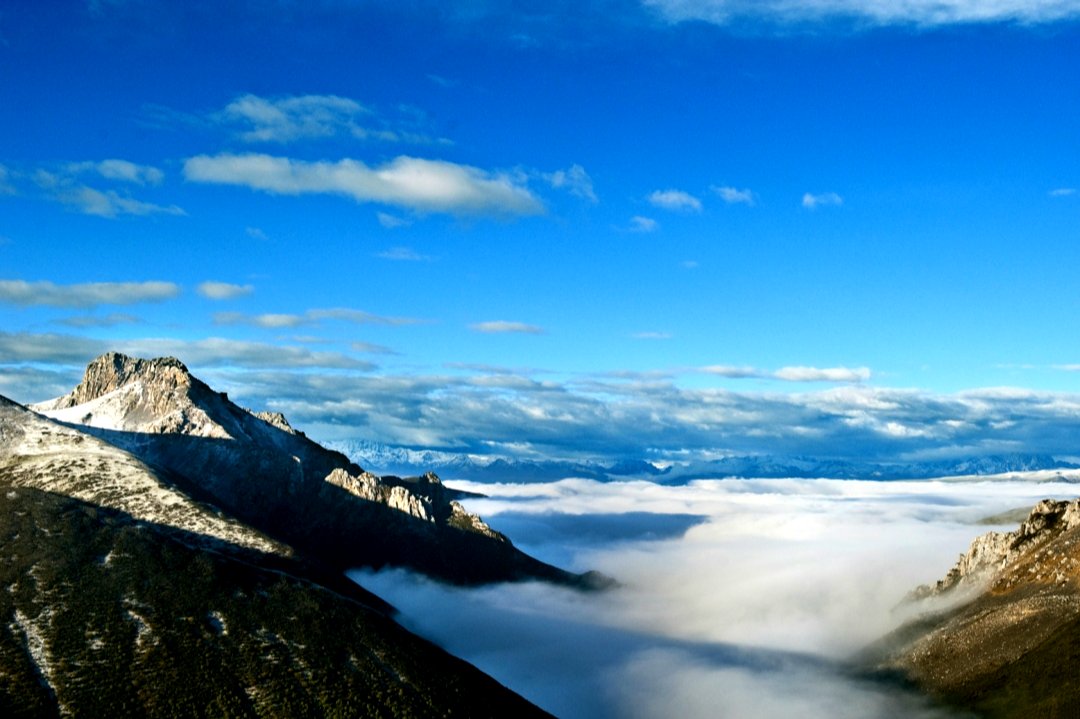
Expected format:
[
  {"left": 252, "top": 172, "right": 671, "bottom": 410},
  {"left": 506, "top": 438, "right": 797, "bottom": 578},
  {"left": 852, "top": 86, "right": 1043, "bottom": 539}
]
[
  {"left": 356, "top": 477, "right": 1073, "bottom": 718},
  {"left": 183, "top": 153, "right": 544, "bottom": 216}
]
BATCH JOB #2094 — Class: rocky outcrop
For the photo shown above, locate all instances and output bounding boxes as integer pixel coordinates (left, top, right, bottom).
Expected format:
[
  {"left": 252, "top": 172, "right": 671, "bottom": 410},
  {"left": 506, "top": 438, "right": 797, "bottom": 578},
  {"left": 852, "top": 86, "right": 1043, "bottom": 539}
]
[
  {"left": 870, "top": 497, "right": 1080, "bottom": 717},
  {"left": 916, "top": 499, "right": 1080, "bottom": 598}
]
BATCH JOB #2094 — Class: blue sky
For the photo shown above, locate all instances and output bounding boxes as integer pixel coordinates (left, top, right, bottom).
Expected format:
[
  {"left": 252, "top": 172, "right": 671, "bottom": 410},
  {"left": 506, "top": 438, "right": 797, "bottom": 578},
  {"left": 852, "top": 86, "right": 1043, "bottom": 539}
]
[{"left": 3, "top": 0, "right": 1080, "bottom": 463}]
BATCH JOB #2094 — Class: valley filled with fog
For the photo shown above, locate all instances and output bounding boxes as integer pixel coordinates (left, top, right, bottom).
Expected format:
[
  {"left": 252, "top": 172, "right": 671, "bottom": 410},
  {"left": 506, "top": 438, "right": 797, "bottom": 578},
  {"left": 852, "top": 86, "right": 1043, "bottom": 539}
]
[{"left": 354, "top": 476, "right": 1077, "bottom": 718}]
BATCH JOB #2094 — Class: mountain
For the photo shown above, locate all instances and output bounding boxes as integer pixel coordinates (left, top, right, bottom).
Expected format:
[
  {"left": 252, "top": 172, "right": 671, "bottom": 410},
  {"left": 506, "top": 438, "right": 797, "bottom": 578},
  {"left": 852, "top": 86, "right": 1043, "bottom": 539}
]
[
  {"left": 0, "top": 397, "right": 552, "bottom": 717},
  {"left": 329, "top": 439, "right": 1078, "bottom": 483},
  {"left": 30, "top": 353, "right": 597, "bottom": 587},
  {"left": 867, "top": 498, "right": 1080, "bottom": 717}
]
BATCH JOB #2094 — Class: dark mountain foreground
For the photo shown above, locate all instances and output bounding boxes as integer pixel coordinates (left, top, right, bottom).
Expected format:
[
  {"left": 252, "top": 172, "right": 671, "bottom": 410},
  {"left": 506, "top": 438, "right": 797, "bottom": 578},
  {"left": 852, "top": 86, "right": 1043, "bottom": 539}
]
[
  {"left": 0, "top": 483, "right": 552, "bottom": 718},
  {"left": 865, "top": 498, "right": 1080, "bottom": 718}
]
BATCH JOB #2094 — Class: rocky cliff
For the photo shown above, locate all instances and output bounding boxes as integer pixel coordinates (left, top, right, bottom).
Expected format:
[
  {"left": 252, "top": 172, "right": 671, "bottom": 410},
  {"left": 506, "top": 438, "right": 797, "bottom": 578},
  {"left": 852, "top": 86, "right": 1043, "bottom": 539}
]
[
  {"left": 870, "top": 498, "right": 1080, "bottom": 718},
  {"left": 31, "top": 353, "right": 589, "bottom": 586}
]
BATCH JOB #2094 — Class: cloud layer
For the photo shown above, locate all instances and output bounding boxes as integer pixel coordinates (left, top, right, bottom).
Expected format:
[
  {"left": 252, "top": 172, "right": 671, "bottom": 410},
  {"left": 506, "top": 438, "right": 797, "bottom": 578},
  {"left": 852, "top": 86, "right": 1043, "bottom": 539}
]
[{"left": 356, "top": 476, "right": 1072, "bottom": 718}]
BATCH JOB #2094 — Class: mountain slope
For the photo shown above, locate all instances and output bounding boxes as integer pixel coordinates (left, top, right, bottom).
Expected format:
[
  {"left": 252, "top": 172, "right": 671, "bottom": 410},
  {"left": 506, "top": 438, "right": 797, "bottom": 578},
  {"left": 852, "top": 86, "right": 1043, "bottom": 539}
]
[
  {"left": 0, "top": 474, "right": 553, "bottom": 716},
  {"left": 868, "top": 498, "right": 1080, "bottom": 717},
  {"left": 32, "top": 353, "right": 594, "bottom": 586}
]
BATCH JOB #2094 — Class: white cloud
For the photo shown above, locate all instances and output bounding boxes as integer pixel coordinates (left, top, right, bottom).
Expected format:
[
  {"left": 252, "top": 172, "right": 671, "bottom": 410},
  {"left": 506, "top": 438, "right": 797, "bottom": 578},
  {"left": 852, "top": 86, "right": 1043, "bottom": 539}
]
[
  {"left": 61, "top": 186, "right": 185, "bottom": 218},
  {"left": 376, "top": 246, "right": 433, "bottom": 261},
  {"left": 700, "top": 365, "right": 761, "bottom": 379},
  {"left": 222, "top": 93, "right": 376, "bottom": 143},
  {"left": 0, "top": 280, "right": 180, "bottom": 308},
  {"left": 774, "top": 366, "right": 871, "bottom": 383},
  {"left": 183, "top": 153, "right": 544, "bottom": 216},
  {"left": 712, "top": 185, "right": 755, "bottom": 205},
  {"left": 546, "top": 164, "right": 598, "bottom": 203},
  {"left": 802, "top": 191, "right": 843, "bottom": 209},
  {"left": 197, "top": 281, "right": 254, "bottom": 301},
  {"left": 214, "top": 307, "right": 421, "bottom": 328},
  {"left": 642, "top": 0, "right": 1080, "bottom": 27},
  {"left": 69, "top": 159, "right": 164, "bottom": 185},
  {"left": 0, "top": 164, "right": 16, "bottom": 195},
  {"left": 469, "top": 321, "right": 546, "bottom": 335},
  {"left": 217, "top": 93, "right": 449, "bottom": 145},
  {"left": 54, "top": 313, "right": 140, "bottom": 328},
  {"left": 632, "top": 332, "right": 673, "bottom": 340},
  {"left": 1050, "top": 187, "right": 1077, "bottom": 197},
  {"left": 245, "top": 226, "right": 269, "bottom": 241},
  {"left": 630, "top": 216, "right": 659, "bottom": 232},
  {"left": 376, "top": 212, "right": 412, "bottom": 229},
  {"left": 648, "top": 188, "right": 702, "bottom": 212}
]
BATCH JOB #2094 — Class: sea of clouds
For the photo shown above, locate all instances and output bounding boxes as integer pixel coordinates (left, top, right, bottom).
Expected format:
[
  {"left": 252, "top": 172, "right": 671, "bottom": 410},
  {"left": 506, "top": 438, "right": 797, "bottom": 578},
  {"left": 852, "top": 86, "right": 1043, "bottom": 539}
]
[{"left": 352, "top": 476, "right": 1080, "bottom": 718}]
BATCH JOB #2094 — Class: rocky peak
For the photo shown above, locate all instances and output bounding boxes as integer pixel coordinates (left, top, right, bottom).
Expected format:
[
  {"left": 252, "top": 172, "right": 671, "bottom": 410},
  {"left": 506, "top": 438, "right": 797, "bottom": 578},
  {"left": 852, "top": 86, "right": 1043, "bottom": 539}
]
[
  {"left": 54, "top": 352, "right": 192, "bottom": 409},
  {"left": 253, "top": 410, "right": 301, "bottom": 436}
]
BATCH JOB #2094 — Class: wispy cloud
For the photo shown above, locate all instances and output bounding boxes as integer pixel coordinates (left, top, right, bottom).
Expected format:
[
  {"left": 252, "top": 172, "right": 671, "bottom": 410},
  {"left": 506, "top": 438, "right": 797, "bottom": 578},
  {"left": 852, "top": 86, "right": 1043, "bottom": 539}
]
[
  {"left": 245, "top": 226, "right": 269, "bottom": 241},
  {"left": 67, "top": 159, "right": 164, "bottom": 185},
  {"left": 216, "top": 93, "right": 449, "bottom": 145},
  {"left": 0, "top": 280, "right": 180, "bottom": 308},
  {"left": 648, "top": 189, "right": 702, "bottom": 212},
  {"left": 642, "top": 0, "right": 1080, "bottom": 27},
  {"left": 54, "top": 313, "right": 140, "bottom": 328},
  {"left": 712, "top": 185, "right": 755, "bottom": 206},
  {"left": 197, "top": 281, "right": 254, "bottom": 301},
  {"left": 184, "top": 153, "right": 544, "bottom": 217},
  {"left": 1050, "top": 187, "right": 1077, "bottom": 197},
  {"left": 546, "top": 164, "right": 598, "bottom": 203},
  {"left": 0, "top": 164, "right": 17, "bottom": 195},
  {"left": 774, "top": 365, "right": 871, "bottom": 383},
  {"left": 469, "top": 321, "right": 546, "bottom": 335},
  {"left": 34, "top": 166, "right": 183, "bottom": 218},
  {"left": 376, "top": 212, "right": 412, "bottom": 229},
  {"left": 699, "top": 364, "right": 870, "bottom": 383},
  {"left": 376, "top": 246, "right": 434, "bottom": 262},
  {"left": 802, "top": 191, "right": 843, "bottom": 209},
  {"left": 214, "top": 307, "right": 422, "bottom": 328},
  {"left": 632, "top": 331, "right": 673, "bottom": 340},
  {"left": 630, "top": 216, "right": 659, "bottom": 233}
]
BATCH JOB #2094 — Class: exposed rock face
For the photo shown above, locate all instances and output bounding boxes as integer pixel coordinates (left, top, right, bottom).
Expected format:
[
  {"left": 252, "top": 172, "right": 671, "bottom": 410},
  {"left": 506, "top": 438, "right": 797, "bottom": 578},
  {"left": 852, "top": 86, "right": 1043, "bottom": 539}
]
[
  {"left": 871, "top": 498, "right": 1080, "bottom": 718},
  {"left": 30, "top": 353, "right": 583, "bottom": 586},
  {"left": 917, "top": 499, "right": 1080, "bottom": 598}
]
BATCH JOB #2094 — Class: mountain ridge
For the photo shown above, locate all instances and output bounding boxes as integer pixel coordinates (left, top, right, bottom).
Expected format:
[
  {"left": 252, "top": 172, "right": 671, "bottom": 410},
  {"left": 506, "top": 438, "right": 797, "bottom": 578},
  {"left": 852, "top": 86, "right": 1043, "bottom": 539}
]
[{"left": 31, "top": 352, "right": 597, "bottom": 587}]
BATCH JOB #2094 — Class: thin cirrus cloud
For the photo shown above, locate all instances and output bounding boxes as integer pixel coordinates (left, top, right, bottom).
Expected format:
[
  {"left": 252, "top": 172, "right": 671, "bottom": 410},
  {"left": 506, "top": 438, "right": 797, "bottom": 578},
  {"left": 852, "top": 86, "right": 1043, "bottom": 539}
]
[
  {"left": 802, "top": 191, "right": 843, "bottom": 209},
  {"left": 469, "top": 321, "right": 546, "bottom": 335},
  {"left": 0, "top": 280, "right": 180, "bottom": 308},
  {"left": 214, "top": 307, "right": 423, "bottom": 329},
  {"left": 33, "top": 164, "right": 183, "bottom": 219},
  {"left": 545, "top": 164, "right": 598, "bottom": 203},
  {"left": 376, "top": 246, "right": 434, "bottom": 262},
  {"left": 67, "top": 159, "right": 164, "bottom": 186},
  {"left": 712, "top": 185, "right": 755, "bottom": 206},
  {"left": 630, "top": 216, "right": 659, "bottom": 232},
  {"left": 197, "top": 281, "right": 254, "bottom": 301},
  {"left": 648, "top": 189, "right": 702, "bottom": 212},
  {"left": 217, "top": 93, "right": 447, "bottom": 145},
  {"left": 183, "top": 153, "right": 544, "bottom": 217},
  {"left": 641, "top": 0, "right": 1080, "bottom": 27},
  {"left": 1050, "top": 188, "right": 1077, "bottom": 197}
]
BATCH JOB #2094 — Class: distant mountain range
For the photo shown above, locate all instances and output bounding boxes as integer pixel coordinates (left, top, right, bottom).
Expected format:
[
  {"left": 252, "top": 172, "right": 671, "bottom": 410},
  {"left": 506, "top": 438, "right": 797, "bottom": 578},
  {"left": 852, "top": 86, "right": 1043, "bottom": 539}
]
[{"left": 328, "top": 439, "right": 1080, "bottom": 483}]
